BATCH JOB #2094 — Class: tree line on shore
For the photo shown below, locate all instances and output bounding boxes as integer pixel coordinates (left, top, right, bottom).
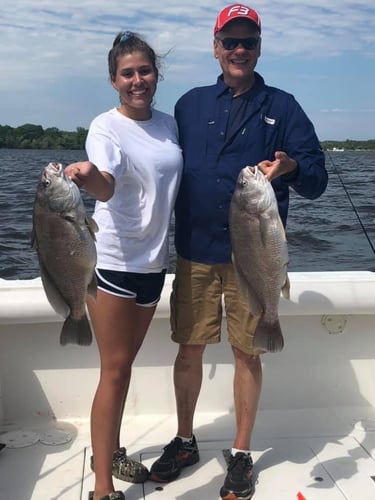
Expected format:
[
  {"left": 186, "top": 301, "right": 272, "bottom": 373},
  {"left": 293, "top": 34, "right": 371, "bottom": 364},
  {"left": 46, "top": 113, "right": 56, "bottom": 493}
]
[
  {"left": 0, "top": 123, "right": 87, "bottom": 150},
  {"left": 1, "top": 123, "right": 375, "bottom": 151}
]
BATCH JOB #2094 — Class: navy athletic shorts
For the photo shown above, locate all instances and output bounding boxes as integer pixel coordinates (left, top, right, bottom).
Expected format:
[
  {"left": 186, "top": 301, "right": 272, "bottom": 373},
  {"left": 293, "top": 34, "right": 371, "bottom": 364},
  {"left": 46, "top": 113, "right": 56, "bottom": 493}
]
[{"left": 95, "top": 268, "right": 166, "bottom": 307}]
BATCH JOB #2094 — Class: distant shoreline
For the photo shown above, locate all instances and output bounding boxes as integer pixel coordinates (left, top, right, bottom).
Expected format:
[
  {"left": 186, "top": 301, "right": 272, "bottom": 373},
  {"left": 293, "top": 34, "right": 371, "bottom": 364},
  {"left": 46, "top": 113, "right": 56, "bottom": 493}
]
[{"left": 1, "top": 123, "right": 375, "bottom": 151}]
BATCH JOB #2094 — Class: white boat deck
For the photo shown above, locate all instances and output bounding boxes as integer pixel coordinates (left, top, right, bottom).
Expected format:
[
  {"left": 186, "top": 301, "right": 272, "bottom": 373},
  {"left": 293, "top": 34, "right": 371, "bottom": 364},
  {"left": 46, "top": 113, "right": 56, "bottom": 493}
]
[
  {"left": 1, "top": 272, "right": 375, "bottom": 499},
  {"left": 1, "top": 407, "right": 375, "bottom": 499}
]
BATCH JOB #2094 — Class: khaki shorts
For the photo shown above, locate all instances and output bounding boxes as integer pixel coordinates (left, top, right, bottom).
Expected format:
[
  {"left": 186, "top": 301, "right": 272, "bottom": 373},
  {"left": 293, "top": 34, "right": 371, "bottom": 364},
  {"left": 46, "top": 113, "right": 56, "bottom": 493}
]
[{"left": 170, "top": 255, "right": 260, "bottom": 355}]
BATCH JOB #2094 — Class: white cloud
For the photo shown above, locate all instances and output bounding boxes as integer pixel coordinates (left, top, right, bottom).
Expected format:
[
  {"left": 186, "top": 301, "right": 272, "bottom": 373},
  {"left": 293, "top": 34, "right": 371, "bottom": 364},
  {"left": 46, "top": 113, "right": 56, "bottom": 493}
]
[
  {"left": 321, "top": 108, "right": 375, "bottom": 113},
  {"left": 1, "top": 1, "right": 374, "bottom": 137}
]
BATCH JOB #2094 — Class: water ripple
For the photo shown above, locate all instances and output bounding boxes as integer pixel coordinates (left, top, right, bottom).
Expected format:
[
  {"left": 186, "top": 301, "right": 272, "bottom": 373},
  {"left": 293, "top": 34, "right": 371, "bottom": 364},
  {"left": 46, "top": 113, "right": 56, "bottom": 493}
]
[{"left": 0, "top": 149, "right": 375, "bottom": 279}]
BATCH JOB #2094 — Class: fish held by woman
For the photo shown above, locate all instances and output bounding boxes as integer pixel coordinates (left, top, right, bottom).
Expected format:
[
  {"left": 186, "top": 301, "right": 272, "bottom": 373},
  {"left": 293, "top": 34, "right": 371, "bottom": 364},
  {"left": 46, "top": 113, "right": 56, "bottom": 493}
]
[
  {"left": 31, "top": 162, "right": 98, "bottom": 346},
  {"left": 229, "top": 165, "right": 290, "bottom": 353}
]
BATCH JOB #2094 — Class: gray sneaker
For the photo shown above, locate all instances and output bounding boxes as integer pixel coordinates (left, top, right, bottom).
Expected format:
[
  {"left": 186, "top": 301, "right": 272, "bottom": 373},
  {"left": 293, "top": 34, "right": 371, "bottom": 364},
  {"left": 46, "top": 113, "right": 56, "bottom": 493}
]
[{"left": 90, "top": 447, "right": 149, "bottom": 483}]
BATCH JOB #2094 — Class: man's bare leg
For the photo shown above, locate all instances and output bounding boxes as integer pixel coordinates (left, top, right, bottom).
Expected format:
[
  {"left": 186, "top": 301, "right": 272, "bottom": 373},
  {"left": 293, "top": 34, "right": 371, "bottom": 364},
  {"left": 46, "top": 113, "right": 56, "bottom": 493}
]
[
  {"left": 232, "top": 347, "right": 262, "bottom": 450},
  {"left": 174, "top": 344, "right": 206, "bottom": 437}
]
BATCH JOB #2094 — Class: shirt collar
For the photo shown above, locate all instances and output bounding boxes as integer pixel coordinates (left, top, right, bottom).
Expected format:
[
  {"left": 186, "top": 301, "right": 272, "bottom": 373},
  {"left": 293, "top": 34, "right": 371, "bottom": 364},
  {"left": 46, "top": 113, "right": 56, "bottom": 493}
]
[{"left": 215, "top": 72, "right": 265, "bottom": 98}]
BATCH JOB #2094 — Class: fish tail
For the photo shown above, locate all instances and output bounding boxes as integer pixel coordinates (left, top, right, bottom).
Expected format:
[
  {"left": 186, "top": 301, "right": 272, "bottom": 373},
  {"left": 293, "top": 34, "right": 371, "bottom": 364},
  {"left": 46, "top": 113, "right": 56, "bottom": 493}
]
[
  {"left": 87, "top": 273, "right": 97, "bottom": 300},
  {"left": 60, "top": 315, "right": 93, "bottom": 346},
  {"left": 253, "top": 317, "right": 284, "bottom": 353}
]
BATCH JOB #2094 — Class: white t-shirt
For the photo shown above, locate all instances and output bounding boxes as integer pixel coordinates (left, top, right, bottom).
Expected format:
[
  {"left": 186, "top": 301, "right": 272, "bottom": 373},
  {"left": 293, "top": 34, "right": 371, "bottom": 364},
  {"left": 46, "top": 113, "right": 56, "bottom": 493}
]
[{"left": 86, "top": 107, "right": 183, "bottom": 273}]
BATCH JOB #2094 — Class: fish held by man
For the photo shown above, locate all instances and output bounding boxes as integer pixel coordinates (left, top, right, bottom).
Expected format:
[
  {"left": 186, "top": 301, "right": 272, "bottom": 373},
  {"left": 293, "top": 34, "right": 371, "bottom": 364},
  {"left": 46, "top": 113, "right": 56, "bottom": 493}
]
[
  {"left": 229, "top": 165, "right": 290, "bottom": 353},
  {"left": 31, "top": 162, "right": 98, "bottom": 346}
]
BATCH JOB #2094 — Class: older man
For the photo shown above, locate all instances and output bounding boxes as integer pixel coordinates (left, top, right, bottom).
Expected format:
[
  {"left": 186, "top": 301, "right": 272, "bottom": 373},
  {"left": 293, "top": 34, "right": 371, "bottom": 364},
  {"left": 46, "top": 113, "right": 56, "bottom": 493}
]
[{"left": 150, "top": 4, "right": 328, "bottom": 499}]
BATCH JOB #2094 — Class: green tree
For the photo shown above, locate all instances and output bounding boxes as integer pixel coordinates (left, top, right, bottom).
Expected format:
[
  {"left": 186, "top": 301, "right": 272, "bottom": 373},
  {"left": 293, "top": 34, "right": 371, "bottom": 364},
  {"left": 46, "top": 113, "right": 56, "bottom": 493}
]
[{"left": 15, "top": 124, "right": 44, "bottom": 143}]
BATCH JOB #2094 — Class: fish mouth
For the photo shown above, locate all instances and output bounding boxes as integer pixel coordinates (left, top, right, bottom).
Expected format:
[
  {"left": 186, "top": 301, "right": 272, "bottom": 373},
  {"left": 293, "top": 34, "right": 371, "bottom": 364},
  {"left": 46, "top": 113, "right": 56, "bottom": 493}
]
[
  {"left": 44, "top": 162, "right": 63, "bottom": 177},
  {"left": 48, "top": 162, "right": 63, "bottom": 173},
  {"left": 42, "top": 162, "right": 66, "bottom": 187},
  {"left": 246, "top": 165, "right": 258, "bottom": 176}
]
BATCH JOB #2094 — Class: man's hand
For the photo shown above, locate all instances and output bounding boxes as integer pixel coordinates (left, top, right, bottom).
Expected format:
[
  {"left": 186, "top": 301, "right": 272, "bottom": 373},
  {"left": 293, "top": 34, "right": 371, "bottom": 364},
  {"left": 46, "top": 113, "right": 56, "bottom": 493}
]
[{"left": 257, "top": 151, "right": 297, "bottom": 181}]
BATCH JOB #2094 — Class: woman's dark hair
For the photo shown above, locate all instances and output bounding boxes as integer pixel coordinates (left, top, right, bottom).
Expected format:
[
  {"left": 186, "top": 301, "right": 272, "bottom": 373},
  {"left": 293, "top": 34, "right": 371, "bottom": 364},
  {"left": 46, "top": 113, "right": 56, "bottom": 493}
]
[{"left": 108, "top": 31, "right": 162, "bottom": 82}]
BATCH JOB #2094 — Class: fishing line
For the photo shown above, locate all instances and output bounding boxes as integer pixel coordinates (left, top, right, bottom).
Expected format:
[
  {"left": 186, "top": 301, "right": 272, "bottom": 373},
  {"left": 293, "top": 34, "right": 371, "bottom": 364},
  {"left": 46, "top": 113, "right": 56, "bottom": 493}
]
[{"left": 327, "top": 151, "right": 375, "bottom": 257}]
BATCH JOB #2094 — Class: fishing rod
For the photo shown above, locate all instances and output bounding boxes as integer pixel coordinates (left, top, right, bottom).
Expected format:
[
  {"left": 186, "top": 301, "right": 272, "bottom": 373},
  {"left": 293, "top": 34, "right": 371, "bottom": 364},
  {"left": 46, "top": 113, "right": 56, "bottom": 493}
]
[{"left": 326, "top": 150, "right": 375, "bottom": 257}]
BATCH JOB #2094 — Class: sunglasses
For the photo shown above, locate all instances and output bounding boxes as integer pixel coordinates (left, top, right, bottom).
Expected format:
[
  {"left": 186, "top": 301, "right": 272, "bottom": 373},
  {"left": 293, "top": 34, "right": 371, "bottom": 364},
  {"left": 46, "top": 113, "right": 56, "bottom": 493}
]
[{"left": 216, "top": 37, "right": 260, "bottom": 51}]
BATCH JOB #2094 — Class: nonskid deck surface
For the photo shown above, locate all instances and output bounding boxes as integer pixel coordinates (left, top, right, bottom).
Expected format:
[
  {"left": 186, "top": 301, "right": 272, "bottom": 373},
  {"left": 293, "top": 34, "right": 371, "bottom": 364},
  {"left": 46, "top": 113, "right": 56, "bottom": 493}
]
[{"left": 1, "top": 409, "right": 375, "bottom": 500}]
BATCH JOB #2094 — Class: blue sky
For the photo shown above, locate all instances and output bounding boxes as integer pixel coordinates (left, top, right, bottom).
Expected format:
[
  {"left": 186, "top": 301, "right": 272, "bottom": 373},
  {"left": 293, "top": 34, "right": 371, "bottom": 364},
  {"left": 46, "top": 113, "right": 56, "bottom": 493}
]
[{"left": 1, "top": 1, "right": 374, "bottom": 140}]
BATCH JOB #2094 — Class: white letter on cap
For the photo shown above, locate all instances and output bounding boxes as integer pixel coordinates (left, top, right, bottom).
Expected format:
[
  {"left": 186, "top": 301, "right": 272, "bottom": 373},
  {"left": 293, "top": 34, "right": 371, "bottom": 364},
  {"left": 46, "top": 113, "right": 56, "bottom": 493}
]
[{"left": 228, "top": 5, "right": 250, "bottom": 17}]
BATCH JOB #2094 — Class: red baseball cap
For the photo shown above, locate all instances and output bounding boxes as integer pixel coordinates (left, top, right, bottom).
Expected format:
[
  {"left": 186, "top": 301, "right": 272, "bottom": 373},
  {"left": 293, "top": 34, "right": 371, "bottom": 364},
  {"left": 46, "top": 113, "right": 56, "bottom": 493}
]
[{"left": 214, "top": 4, "right": 261, "bottom": 35}]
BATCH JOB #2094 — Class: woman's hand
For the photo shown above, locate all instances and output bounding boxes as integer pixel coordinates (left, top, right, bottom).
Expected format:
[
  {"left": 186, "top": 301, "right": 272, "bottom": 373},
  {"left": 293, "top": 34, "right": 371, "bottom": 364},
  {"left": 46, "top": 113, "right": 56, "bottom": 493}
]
[
  {"left": 65, "top": 161, "right": 94, "bottom": 188},
  {"left": 65, "top": 161, "right": 115, "bottom": 201}
]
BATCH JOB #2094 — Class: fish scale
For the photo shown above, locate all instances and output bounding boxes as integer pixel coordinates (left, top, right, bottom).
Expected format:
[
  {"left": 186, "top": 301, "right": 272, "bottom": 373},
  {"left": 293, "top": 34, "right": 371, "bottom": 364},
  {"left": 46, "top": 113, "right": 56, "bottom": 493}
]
[
  {"left": 31, "top": 162, "right": 98, "bottom": 346},
  {"left": 229, "top": 165, "right": 289, "bottom": 353}
]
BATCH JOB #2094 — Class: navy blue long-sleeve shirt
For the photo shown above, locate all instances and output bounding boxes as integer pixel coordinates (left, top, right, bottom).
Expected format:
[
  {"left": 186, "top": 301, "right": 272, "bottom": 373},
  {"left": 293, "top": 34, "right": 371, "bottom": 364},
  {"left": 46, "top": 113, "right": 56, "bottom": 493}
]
[{"left": 174, "top": 73, "right": 328, "bottom": 264}]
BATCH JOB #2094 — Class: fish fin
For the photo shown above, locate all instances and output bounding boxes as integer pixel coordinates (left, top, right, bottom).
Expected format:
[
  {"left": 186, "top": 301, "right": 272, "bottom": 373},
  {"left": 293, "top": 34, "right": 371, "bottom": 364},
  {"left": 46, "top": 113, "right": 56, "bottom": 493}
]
[
  {"left": 64, "top": 214, "right": 77, "bottom": 223},
  {"left": 87, "top": 273, "right": 97, "bottom": 299},
  {"left": 232, "top": 255, "right": 263, "bottom": 316},
  {"left": 39, "top": 263, "right": 70, "bottom": 318},
  {"left": 60, "top": 315, "right": 93, "bottom": 346},
  {"left": 85, "top": 216, "right": 98, "bottom": 240},
  {"left": 253, "top": 317, "right": 284, "bottom": 353},
  {"left": 277, "top": 215, "right": 287, "bottom": 242},
  {"left": 281, "top": 272, "right": 290, "bottom": 299},
  {"left": 30, "top": 227, "right": 36, "bottom": 249},
  {"left": 244, "top": 286, "right": 263, "bottom": 316},
  {"left": 258, "top": 216, "right": 270, "bottom": 248}
]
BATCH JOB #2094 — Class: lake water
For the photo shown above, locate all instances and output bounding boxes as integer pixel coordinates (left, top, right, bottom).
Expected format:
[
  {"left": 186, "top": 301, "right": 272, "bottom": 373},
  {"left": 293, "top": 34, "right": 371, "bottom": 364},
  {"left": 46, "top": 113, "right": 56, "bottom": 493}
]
[{"left": 0, "top": 149, "right": 374, "bottom": 280}]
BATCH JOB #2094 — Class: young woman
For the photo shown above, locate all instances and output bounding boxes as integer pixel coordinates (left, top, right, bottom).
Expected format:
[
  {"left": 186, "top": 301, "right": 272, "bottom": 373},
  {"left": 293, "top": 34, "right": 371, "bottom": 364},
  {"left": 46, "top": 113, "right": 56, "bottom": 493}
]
[{"left": 66, "top": 31, "right": 183, "bottom": 500}]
